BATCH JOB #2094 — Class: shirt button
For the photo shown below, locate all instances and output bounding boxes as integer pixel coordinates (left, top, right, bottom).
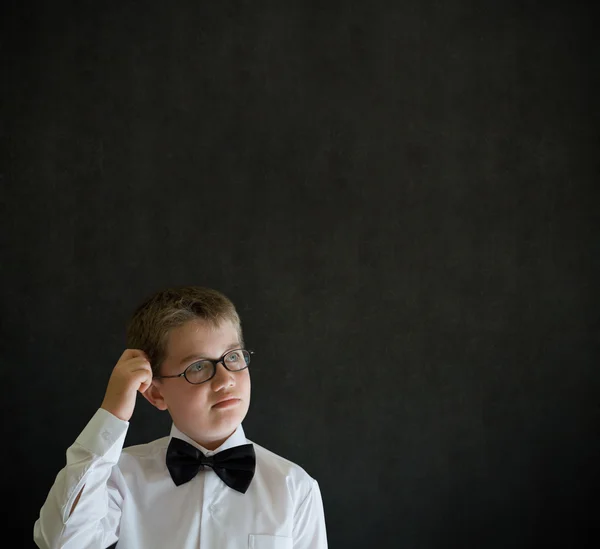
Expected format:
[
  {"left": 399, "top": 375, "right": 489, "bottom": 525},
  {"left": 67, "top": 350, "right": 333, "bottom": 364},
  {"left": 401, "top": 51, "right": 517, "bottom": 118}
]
[{"left": 101, "top": 431, "right": 111, "bottom": 441}]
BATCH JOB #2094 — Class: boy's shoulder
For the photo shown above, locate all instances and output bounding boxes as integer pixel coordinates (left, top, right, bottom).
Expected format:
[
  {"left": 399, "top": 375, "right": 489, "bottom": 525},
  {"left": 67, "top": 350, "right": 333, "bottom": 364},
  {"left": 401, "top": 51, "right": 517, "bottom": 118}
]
[
  {"left": 250, "top": 438, "right": 311, "bottom": 475},
  {"left": 120, "top": 436, "right": 170, "bottom": 462},
  {"left": 249, "top": 438, "right": 316, "bottom": 494}
]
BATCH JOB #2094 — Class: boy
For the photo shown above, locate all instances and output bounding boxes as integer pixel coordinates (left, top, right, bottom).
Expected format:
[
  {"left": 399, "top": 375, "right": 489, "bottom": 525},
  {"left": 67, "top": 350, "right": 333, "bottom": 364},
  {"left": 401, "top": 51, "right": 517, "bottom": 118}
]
[{"left": 34, "top": 286, "right": 328, "bottom": 548}]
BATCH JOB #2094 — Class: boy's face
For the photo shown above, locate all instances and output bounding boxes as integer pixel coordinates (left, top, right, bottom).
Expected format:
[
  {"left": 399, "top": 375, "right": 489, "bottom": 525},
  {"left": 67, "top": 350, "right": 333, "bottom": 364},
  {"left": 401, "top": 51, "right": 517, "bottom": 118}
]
[{"left": 144, "top": 318, "right": 251, "bottom": 450}]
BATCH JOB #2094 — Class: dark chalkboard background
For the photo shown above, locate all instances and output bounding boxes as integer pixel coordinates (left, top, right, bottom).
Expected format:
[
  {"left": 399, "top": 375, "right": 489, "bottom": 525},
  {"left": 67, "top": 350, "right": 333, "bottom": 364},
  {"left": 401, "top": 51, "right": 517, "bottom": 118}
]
[{"left": 3, "top": 1, "right": 599, "bottom": 547}]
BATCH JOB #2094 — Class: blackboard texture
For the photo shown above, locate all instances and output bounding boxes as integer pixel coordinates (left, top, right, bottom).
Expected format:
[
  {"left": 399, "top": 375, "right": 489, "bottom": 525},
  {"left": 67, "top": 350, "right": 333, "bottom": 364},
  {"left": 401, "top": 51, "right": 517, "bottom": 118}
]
[{"left": 2, "top": 1, "right": 599, "bottom": 547}]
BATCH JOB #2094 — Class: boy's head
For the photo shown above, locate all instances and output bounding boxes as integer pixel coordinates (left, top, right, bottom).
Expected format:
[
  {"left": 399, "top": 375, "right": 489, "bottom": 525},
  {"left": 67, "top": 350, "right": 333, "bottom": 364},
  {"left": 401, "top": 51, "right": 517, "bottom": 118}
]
[{"left": 126, "top": 286, "right": 251, "bottom": 450}]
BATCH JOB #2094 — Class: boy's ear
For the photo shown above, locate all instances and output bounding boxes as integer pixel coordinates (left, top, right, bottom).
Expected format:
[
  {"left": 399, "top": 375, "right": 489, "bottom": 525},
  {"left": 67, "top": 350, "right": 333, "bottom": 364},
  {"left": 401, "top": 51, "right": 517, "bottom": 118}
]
[{"left": 141, "top": 381, "right": 169, "bottom": 411}]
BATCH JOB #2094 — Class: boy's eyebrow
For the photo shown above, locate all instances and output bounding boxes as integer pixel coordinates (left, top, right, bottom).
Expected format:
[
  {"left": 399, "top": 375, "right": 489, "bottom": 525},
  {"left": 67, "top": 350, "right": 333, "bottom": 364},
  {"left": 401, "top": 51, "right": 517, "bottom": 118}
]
[{"left": 179, "top": 344, "right": 241, "bottom": 365}]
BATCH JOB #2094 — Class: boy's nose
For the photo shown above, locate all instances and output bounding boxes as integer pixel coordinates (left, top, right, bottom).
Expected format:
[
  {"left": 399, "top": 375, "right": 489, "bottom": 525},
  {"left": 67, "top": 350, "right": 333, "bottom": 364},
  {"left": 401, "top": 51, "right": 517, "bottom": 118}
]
[{"left": 211, "top": 361, "right": 235, "bottom": 391}]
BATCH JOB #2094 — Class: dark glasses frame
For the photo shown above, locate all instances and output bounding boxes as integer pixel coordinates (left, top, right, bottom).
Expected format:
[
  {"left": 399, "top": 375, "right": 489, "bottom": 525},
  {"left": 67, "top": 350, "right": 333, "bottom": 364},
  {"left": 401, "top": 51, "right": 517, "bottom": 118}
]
[{"left": 154, "top": 349, "right": 253, "bottom": 385}]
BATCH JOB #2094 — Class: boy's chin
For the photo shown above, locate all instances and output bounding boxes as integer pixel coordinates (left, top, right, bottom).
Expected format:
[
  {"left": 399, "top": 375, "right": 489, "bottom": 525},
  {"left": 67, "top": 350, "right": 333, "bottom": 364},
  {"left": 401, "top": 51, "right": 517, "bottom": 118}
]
[
  {"left": 212, "top": 409, "right": 248, "bottom": 432},
  {"left": 188, "top": 413, "right": 247, "bottom": 440}
]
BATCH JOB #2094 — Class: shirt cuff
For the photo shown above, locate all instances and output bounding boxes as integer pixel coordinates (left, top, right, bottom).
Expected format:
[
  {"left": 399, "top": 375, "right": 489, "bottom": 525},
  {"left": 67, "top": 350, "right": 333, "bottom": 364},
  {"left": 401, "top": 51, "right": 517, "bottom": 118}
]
[{"left": 74, "top": 408, "right": 129, "bottom": 463}]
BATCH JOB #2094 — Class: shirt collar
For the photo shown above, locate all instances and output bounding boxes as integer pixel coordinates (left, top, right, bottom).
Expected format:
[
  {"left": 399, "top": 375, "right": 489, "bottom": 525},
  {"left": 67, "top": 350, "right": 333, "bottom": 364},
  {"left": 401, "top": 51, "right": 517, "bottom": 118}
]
[{"left": 169, "top": 423, "right": 248, "bottom": 456}]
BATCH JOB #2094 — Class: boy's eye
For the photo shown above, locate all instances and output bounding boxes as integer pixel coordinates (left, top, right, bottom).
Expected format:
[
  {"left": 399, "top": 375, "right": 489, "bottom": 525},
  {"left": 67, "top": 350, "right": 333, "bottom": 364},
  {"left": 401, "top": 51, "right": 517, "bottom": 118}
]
[
  {"left": 190, "top": 361, "right": 210, "bottom": 372},
  {"left": 226, "top": 352, "right": 240, "bottom": 363}
]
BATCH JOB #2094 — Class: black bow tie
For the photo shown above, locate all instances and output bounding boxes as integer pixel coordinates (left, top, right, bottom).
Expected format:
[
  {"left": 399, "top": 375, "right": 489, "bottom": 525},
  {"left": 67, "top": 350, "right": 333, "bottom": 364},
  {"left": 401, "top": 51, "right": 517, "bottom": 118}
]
[{"left": 166, "top": 437, "right": 256, "bottom": 494}]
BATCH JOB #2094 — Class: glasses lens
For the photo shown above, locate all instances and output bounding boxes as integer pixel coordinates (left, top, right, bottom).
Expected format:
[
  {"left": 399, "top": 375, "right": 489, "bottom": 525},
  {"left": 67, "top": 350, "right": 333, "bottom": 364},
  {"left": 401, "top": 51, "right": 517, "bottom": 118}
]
[
  {"left": 185, "top": 360, "right": 214, "bottom": 384},
  {"left": 223, "top": 349, "right": 250, "bottom": 371}
]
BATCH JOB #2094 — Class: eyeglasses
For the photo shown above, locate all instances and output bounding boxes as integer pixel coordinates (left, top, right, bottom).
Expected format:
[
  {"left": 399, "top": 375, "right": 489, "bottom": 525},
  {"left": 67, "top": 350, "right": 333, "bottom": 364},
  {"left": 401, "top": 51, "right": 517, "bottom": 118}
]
[{"left": 154, "top": 349, "right": 253, "bottom": 385}]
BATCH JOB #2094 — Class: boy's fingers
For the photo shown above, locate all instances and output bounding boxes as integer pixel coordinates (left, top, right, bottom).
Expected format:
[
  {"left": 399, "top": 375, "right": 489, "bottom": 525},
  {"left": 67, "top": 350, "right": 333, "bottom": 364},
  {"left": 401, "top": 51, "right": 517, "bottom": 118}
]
[
  {"left": 138, "top": 380, "right": 152, "bottom": 394},
  {"left": 118, "top": 357, "right": 151, "bottom": 373},
  {"left": 137, "top": 368, "right": 154, "bottom": 393},
  {"left": 129, "top": 359, "right": 152, "bottom": 371},
  {"left": 120, "top": 348, "right": 149, "bottom": 361}
]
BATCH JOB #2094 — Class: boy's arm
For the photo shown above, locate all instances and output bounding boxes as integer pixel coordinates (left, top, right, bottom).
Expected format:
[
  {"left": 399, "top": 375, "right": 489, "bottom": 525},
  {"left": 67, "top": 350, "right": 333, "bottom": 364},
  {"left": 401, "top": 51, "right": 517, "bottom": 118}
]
[
  {"left": 34, "top": 349, "right": 153, "bottom": 549},
  {"left": 33, "top": 408, "right": 128, "bottom": 549},
  {"left": 293, "top": 479, "right": 328, "bottom": 549}
]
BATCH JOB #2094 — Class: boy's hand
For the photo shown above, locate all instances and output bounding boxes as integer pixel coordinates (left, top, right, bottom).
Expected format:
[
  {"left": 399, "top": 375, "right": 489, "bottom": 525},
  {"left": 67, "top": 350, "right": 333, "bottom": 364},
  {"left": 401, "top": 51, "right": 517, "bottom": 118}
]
[{"left": 101, "top": 349, "right": 153, "bottom": 421}]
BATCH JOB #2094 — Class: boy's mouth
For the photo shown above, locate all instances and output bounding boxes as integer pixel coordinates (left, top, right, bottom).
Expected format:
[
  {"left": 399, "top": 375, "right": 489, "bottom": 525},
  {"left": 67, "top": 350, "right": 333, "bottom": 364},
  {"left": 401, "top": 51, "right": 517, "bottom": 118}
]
[{"left": 212, "top": 397, "right": 240, "bottom": 409}]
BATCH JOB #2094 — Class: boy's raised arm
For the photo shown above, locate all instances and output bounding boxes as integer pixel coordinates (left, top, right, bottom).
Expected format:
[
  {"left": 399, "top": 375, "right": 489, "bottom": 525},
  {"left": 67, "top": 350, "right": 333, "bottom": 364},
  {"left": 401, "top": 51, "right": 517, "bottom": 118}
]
[{"left": 33, "top": 349, "right": 152, "bottom": 549}]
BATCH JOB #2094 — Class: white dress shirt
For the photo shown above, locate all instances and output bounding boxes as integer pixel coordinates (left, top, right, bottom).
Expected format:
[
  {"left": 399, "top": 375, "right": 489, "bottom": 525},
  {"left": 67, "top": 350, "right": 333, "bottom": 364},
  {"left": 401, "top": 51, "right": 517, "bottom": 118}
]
[{"left": 34, "top": 408, "right": 328, "bottom": 549}]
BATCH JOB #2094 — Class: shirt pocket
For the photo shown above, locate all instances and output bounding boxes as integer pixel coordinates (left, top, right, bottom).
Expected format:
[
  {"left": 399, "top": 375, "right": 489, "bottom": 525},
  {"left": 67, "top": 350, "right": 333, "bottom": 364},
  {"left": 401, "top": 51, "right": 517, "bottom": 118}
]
[{"left": 248, "top": 534, "right": 293, "bottom": 549}]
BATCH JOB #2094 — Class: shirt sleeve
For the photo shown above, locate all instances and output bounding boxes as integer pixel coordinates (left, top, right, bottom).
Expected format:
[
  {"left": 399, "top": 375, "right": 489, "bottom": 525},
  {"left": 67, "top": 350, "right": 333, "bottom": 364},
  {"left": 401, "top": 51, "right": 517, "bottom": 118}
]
[
  {"left": 34, "top": 408, "right": 129, "bottom": 549},
  {"left": 293, "top": 478, "right": 328, "bottom": 549}
]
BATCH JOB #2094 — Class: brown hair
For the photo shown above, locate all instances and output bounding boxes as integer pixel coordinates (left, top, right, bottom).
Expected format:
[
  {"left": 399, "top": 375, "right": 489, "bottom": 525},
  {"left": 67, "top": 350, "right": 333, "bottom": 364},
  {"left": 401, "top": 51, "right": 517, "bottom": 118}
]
[{"left": 126, "top": 286, "right": 243, "bottom": 375}]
